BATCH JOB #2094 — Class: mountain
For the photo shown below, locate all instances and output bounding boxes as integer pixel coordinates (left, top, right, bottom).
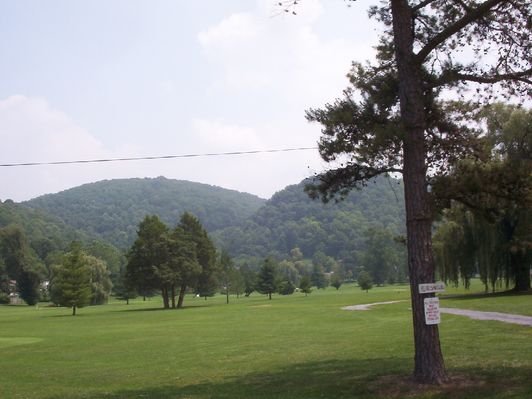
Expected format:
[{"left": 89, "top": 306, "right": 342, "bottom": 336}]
[
  {"left": 25, "top": 177, "right": 266, "bottom": 249},
  {"left": 212, "top": 176, "right": 406, "bottom": 262}
]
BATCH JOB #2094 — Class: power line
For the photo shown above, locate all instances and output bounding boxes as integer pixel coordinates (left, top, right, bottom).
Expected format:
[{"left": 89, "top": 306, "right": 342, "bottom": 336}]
[{"left": 0, "top": 147, "right": 318, "bottom": 168}]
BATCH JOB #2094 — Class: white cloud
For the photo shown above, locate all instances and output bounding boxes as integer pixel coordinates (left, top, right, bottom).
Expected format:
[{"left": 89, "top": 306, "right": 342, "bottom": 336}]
[
  {"left": 197, "top": 0, "right": 374, "bottom": 106},
  {"left": 192, "top": 118, "right": 263, "bottom": 150},
  {"left": 0, "top": 95, "right": 136, "bottom": 201}
]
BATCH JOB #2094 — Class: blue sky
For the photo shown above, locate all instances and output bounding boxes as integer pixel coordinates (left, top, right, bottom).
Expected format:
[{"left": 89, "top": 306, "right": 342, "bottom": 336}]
[{"left": 0, "top": 0, "right": 379, "bottom": 201}]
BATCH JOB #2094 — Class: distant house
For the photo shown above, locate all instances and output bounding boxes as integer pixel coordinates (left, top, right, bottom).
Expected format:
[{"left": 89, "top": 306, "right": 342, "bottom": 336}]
[{"left": 8, "top": 280, "right": 22, "bottom": 305}]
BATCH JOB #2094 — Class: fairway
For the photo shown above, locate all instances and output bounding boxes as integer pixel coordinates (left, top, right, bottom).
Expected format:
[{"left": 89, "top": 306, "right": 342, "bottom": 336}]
[{"left": 1, "top": 284, "right": 531, "bottom": 399}]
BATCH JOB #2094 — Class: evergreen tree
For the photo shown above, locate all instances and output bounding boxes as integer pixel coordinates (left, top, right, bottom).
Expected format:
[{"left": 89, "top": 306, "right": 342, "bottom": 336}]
[
  {"left": 295, "top": 0, "right": 530, "bottom": 384},
  {"left": 51, "top": 243, "right": 92, "bottom": 316},
  {"left": 113, "top": 267, "right": 137, "bottom": 305},
  {"left": 179, "top": 213, "right": 216, "bottom": 308},
  {"left": 126, "top": 215, "right": 168, "bottom": 303},
  {"left": 256, "top": 257, "right": 278, "bottom": 300},
  {"left": 17, "top": 267, "right": 42, "bottom": 306},
  {"left": 160, "top": 226, "right": 200, "bottom": 309}
]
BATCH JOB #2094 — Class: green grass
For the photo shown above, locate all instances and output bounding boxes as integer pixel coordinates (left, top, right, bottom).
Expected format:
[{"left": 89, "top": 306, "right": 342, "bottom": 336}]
[{"left": 1, "top": 283, "right": 531, "bottom": 399}]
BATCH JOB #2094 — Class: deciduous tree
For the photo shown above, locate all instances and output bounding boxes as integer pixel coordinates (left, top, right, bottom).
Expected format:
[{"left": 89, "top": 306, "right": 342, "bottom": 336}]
[
  {"left": 357, "top": 270, "right": 374, "bottom": 293},
  {"left": 299, "top": 275, "right": 312, "bottom": 296}
]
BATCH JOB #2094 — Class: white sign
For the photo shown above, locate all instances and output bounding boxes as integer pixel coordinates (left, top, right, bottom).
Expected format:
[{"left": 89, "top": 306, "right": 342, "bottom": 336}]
[
  {"left": 418, "top": 281, "right": 446, "bottom": 294},
  {"left": 424, "top": 297, "right": 441, "bottom": 325}
]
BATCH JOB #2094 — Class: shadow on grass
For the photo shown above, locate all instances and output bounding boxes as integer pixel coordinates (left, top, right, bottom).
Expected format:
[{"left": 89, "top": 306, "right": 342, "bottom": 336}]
[
  {"left": 43, "top": 358, "right": 532, "bottom": 399},
  {"left": 112, "top": 304, "right": 214, "bottom": 313}
]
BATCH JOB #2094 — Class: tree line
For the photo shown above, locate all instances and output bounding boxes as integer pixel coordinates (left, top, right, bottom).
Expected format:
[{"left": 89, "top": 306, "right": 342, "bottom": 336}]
[{"left": 0, "top": 224, "right": 113, "bottom": 314}]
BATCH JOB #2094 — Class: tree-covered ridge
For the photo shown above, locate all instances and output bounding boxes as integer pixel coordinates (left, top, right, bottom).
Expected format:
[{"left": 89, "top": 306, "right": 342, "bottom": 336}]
[
  {"left": 0, "top": 199, "right": 89, "bottom": 258},
  {"left": 25, "top": 177, "right": 266, "bottom": 249},
  {"left": 213, "top": 176, "right": 405, "bottom": 262}
]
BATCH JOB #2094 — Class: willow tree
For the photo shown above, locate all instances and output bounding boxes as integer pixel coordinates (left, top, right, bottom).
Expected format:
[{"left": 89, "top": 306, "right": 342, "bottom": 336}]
[
  {"left": 287, "top": 0, "right": 531, "bottom": 384},
  {"left": 434, "top": 105, "right": 531, "bottom": 292}
]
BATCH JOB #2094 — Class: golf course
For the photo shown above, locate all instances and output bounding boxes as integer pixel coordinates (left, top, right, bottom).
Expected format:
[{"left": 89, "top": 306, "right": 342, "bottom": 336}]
[{"left": 1, "top": 282, "right": 531, "bottom": 399}]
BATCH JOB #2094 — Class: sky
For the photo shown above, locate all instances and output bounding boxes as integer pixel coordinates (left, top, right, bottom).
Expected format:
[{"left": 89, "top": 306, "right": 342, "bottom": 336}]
[{"left": 0, "top": 0, "right": 380, "bottom": 202}]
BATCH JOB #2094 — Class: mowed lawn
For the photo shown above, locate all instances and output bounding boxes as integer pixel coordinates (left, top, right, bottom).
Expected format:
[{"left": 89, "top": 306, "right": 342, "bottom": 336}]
[{"left": 1, "top": 284, "right": 531, "bottom": 399}]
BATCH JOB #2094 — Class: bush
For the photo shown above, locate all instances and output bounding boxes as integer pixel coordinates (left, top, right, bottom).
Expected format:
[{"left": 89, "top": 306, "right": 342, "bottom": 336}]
[
  {"left": 0, "top": 292, "right": 10, "bottom": 304},
  {"left": 278, "top": 280, "right": 295, "bottom": 295}
]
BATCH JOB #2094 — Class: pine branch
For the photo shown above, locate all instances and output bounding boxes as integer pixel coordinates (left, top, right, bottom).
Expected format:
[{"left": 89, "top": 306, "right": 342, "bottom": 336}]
[
  {"left": 432, "top": 68, "right": 532, "bottom": 87},
  {"left": 415, "top": 0, "right": 507, "bottom": 63},
  {"left": 412, "top": 0, "right": 438, "bottom": 13}
]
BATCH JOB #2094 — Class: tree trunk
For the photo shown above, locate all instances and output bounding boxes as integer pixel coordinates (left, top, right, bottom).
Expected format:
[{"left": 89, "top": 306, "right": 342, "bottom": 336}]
[
  {"left": 162, "top": 287, "right": 170, "bottom": 309},
  {"left": 126, "top": 298, "right": 129, "bottom": 305},
  {"left": 171, "top": 284, "right": 176, "bottom": 309},
  {"left": 268, "top": 292, "right": 272, "bottom": 300},
  {"left": 512, "top": 254, "right": 531, "bottom": 292},
  {"left": 391, "top": 0, "right": 448, "bottom": 384},
  {"left": 72, "top": 305, "right": 76, "bottom": 316},
  {"left": 226, "top": 288, "right": 229, "bottom": 304},
  {"left": 177, "top": 284, "right": 187, "bottom": 308}
]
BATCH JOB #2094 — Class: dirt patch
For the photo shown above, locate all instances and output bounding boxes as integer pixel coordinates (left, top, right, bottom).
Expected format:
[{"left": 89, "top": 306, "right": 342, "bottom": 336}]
[{"left": 369, "top": 373, "right": 487, "bottom": 398}]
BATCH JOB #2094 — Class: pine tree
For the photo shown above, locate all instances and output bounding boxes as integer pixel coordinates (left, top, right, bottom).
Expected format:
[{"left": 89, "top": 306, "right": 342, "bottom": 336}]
[
  {"left": 179, "top": 213, "right": 216, "bottom": 308},
  {"left": 51, "top": 243, "right": 92, "bottom": 316},
  {"left": 295, "top": 0, "right": 530, "bottom": 384},
  {"left": 256, "top": 257, "right": 278, "bottom": 300}
]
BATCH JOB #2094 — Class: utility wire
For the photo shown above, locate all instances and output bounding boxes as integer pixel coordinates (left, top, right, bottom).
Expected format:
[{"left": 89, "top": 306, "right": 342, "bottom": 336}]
[{"left": 0, "top": 147, "right": 318, "bottom": 168}]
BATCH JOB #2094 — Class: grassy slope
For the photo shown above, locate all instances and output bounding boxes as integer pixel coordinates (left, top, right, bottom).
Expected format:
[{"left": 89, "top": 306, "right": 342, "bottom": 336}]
[{"left": 1, "top": 284, "right": 531, "bottom": 399}]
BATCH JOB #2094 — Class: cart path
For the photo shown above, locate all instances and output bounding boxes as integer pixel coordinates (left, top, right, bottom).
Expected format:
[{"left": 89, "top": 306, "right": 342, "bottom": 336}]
[
  {"left": 342, "top": 301, "right": 532, "bottom": 326},
  {"left": 439, "top": 307, "right": 532, "bottom": 326},
  {"left": 341, "top": 300, "right": 406, "bottom": 311}
]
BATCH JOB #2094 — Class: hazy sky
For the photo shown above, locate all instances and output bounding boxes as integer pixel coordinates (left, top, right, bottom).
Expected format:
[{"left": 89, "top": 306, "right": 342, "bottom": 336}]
[{"left": 0, "top": 0, "right": 380, "bottom": 201}]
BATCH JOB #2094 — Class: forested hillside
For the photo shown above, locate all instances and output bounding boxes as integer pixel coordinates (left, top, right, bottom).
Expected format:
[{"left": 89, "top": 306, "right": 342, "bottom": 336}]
[
  {"left": 212, "top": 176, "right": 406, "bottom": 264},
  {"left": 0, "top": 199, "right": 89, "bottom": 259},
  {"left": 25, "top": 177, "right": 266, "bottom": 248}
]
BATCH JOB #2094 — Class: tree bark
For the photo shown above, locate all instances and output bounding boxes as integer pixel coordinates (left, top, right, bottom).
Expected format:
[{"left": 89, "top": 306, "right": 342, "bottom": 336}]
[
  {"left": 391, "top": 0, "right": 448, "bottom": 384},
  {"left": 72, "top": 305, "right": 76, "bottom": 316},
  {"left": 171, "top": 284, "right": 176, "bottom": 309},
  {"left": 177, "top": 284, "right": 187, "bottom": 308},
  {"left": 162, "top": 287, "right": 170, "bottom": 309},
  {"left": 512, "top": 254, "right": 531, "bottom": 292}
]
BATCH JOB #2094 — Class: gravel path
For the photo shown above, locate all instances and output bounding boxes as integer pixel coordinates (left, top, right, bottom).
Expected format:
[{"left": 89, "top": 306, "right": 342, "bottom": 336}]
[
  {"left": 341, "top": 300, "right": 406, "bottom": 311},
  {"left": 440, "top": 308, "right": 532, "bottom": 327},
  {"left": 341, "top": 301, "right": 532, "bottom": 327}
]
